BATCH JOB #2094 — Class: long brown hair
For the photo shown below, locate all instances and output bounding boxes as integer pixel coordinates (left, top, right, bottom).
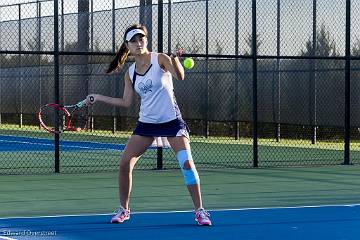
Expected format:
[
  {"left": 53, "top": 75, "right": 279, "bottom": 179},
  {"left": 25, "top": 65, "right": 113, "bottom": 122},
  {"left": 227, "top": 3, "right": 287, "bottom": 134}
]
[{"left": 106, "top": 24, "right": 148, "bottom": 74}]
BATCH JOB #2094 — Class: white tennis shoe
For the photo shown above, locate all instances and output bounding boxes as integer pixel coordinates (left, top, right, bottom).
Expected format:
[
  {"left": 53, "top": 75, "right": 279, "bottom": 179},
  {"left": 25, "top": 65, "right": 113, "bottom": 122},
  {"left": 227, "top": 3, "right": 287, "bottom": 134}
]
[
  {"left": 111, "top": 207, "right": 130, "bottom": 223},
  {"left": 195, "top": 208, "right": 212, "bottom": 226}
]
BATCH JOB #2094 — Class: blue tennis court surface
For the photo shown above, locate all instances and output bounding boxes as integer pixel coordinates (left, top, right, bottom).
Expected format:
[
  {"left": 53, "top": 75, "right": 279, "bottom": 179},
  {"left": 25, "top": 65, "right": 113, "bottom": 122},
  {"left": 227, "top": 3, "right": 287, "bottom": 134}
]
[
  {"left": 0, "top": 135, "right": 125, "bottom": 152},
  {"left": 0, "top": 205, "right": 359, "bottom": 240}
]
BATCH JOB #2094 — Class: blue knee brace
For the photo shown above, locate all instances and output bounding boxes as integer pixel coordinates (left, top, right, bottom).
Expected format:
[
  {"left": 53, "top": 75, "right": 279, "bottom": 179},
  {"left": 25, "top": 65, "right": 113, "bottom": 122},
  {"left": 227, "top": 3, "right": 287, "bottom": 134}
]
[{"left": 176, "top": 149, "right": 200, "bottom": 185}]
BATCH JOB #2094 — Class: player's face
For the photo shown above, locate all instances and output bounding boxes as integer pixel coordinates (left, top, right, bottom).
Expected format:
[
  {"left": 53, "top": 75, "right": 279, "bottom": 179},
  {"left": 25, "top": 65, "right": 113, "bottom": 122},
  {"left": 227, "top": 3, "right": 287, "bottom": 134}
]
[{"left": 127, "top": 34, "right": 148, "bottom": 55}]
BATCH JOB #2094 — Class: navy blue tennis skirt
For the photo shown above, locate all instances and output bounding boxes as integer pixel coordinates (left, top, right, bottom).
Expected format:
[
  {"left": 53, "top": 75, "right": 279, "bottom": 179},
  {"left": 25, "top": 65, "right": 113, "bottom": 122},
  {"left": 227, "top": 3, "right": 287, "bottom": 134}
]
[{"left": 133, "top": 118, "right": 190, "bottom": 137}]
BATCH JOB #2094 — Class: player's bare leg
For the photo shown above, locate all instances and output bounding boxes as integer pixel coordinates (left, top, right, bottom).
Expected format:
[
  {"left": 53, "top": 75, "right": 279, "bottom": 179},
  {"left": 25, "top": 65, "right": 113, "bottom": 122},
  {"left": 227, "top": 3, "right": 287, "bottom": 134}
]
[
  {"left": 111, "top": 135, "right": 153, "bottom": 223},
  {"left": 167, "top": 136, "right": 212, "bottom": 226}
]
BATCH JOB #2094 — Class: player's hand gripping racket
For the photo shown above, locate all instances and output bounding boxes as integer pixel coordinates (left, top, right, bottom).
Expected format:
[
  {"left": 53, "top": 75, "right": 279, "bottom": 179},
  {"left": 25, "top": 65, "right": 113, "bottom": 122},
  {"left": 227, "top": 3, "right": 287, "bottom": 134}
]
[{"left": 37, "top": 96, "right": 94, "bottom": 134}]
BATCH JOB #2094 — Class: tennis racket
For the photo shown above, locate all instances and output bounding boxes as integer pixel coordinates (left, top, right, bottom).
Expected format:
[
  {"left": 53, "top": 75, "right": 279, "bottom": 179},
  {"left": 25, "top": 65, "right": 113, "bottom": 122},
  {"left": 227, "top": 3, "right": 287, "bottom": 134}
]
[{"left": 37, "top": 96, "right": 94, "bottom": 134}]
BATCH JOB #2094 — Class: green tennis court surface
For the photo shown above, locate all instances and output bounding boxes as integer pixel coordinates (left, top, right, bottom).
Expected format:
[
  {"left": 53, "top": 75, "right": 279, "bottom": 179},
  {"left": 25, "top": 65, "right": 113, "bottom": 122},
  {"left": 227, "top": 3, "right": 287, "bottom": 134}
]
[{"left": 1, "top": 166, "right": 359, "bottom": 218}]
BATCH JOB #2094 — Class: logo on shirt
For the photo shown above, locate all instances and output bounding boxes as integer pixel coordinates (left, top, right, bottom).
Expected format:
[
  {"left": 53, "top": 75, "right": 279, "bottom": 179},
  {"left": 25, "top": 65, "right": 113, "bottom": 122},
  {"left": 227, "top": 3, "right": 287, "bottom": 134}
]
[{"left": 138, "top": 79, "right": 153, "bottom": 94}]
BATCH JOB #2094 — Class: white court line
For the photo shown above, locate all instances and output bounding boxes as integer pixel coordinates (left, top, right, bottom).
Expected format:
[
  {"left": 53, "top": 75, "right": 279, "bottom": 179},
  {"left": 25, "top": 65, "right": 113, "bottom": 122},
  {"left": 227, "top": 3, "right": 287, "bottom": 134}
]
[
  {"left": 0, "top": 203, "right": 359, "bottom": 220},
  {"left": 0, "top": 236, "right": 18, "bottom": 240}
]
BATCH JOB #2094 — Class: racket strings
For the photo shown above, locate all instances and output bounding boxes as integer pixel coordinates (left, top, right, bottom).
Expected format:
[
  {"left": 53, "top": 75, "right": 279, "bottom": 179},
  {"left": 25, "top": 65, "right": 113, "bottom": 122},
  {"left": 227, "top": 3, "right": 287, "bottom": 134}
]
[
  {"left": 69, "top": 108, "right": 90, "bottom": 130},
  {"left": 39, "top": 105, "right": 69, "bottom": 132},
  {"left": 38, "top": 99, "right": 90, "bottom": 133}
]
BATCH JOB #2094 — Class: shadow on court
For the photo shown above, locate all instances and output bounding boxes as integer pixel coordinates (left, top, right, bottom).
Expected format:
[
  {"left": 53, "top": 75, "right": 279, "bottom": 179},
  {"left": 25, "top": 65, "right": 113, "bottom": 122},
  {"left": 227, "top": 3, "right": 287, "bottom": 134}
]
[{"left": 1, "top": 206, "right": 359, "bottom": 240}]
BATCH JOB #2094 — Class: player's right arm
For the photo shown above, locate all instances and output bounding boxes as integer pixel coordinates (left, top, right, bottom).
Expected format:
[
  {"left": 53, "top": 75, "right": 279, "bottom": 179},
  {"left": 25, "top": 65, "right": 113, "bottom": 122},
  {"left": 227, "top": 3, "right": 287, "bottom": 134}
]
[
  {"left": 87, "top": 71, "right": 134, "bottom": 108},
  {"left": 158, "top": 49, "right": 185, "bottom": 81}
]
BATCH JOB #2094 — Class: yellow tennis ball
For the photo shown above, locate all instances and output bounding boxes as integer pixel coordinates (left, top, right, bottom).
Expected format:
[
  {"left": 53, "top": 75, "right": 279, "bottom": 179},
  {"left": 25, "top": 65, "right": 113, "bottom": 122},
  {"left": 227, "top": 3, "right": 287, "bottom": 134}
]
[{"left": 183, "top": 57, "right": 194, "bottom": 69}]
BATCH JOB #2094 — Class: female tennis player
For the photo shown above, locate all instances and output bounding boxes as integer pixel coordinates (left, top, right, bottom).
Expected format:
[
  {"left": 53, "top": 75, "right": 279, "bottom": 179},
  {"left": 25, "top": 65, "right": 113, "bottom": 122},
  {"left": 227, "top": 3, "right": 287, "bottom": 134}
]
[{"left": 86, "top": 24, "right": 211, "bottom": 226}]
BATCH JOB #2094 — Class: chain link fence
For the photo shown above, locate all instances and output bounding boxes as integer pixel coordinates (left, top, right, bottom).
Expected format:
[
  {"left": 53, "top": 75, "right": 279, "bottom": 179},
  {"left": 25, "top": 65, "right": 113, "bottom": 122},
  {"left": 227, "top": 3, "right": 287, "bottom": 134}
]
[{"left": 0, "top": 0, "right": 360, "bottom": 174}]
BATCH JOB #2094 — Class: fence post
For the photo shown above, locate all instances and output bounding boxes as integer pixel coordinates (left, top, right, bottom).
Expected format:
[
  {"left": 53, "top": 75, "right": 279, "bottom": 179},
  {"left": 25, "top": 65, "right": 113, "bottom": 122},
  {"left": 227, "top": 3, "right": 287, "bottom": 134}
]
[
  {"left": 90, "top": 0, "right": 95, "bottom": 132},
  {"left": 140, "top": 0, "right": 153, "bottom": 51},
  {"left": 37, "top": 0, "right": 41, "bottom": 110},
  {"left": 167, "top": 0, "right": 171, "bottom": 53},
  {"left": 158, "top": 0, "right": 163, "bottom": 53},
  {"left": 54, "top": 0, "right": 60, "bottom": 173},
  {"left": 205, "top": 0, "right": 209, "bottom": 138},
  {"left": 60, "top": 0, "right": 65, "bottom": 122},
  {"left": 0, "top": 6, "right": 1, "bottom": 125},
  {"left": 252, "top": 0, "right": 258, "bottom": 168},
  {"left": 156, "top": 0, "right": 164, "bottom": 170},
  {"left": 18, "top": 4, "right": 23, "bottom": 128},
  {"left": 234, "top": 0, "right": 240, "bottom": 140},
  {"left": 78, "top": 0, "right": 89, "bottom": 99},
  {"left": 112, "top": 0, "right": 117, "bottom": 133},
  {"left": 0, "top": 5, "right": 1, "bottom": 125},
  {"left": 310, "top": 0, "right": 317, "bottom": 144},
  {"left": 344, "top": 0, "right": 351, "bottom": 165},
  {"left": 275, "top": 0, "right": 281, "bottom": 142}
]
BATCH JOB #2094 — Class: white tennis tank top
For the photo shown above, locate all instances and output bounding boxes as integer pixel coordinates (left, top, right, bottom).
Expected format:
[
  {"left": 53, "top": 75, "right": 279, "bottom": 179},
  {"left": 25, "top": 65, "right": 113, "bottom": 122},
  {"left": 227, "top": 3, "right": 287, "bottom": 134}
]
[{"left": 128, "top": 52, "right": 182, "bottom": 123}]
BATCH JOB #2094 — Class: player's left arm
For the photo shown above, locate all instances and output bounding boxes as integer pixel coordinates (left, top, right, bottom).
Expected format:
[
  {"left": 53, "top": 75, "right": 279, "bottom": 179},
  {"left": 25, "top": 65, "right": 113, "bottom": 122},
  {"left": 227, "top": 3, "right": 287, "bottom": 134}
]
[{"left": 158, "top": 53, "right": 185, "bottom": 81}]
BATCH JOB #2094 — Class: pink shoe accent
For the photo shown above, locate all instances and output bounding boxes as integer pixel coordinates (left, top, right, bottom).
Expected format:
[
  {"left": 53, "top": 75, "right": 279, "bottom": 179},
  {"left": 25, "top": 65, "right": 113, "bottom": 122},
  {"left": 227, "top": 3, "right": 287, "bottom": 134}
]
[
  {"left": 111, "top": 207, "right": 130, "bottom": 223},
  {"left": 195, "top": 208, "right": 212, "bottom": 226}
]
